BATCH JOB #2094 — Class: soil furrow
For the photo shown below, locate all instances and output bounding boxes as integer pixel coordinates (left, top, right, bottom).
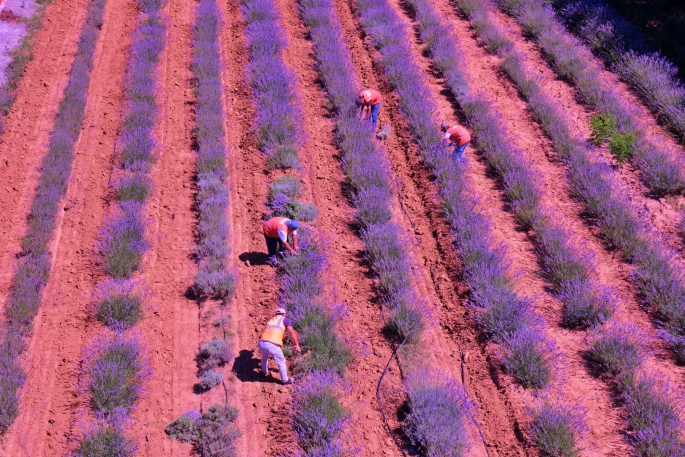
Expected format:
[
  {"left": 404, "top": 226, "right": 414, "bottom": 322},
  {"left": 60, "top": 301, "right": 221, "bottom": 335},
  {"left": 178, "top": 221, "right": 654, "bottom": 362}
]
[
  {"left": 125, "top": 0, "right": 200, "bottom": 454},
  {"left": 0, "top": 0, "right": 135, "bottom": 452},
  {"left": 0, "top": 0, "right": 90, "bottom": 316}
]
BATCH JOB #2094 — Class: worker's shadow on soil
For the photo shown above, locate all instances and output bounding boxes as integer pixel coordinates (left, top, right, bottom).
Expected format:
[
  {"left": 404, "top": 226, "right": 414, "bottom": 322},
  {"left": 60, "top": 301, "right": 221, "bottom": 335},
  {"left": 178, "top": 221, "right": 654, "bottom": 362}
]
[
  {"left": 239, "top": 251, "right": 271, "bottom": 266},
  {"left": 233, "top": 349, "right": 281, "bottom": 384}
]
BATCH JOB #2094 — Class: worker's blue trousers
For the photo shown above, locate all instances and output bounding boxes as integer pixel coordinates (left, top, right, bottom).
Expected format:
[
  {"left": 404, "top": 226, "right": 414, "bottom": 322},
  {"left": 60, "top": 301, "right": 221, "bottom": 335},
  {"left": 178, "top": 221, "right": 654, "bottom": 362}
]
[
  {"left": 370, "top": 102, "right": 381, "bottom": 127},
  {"left": 454, "top": 141, "right": 469, "bottom": 163}
]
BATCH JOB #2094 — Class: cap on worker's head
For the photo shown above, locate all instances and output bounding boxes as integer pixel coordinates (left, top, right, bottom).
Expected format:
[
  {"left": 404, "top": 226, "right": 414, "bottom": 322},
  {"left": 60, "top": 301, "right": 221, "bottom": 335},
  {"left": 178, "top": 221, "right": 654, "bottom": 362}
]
[
  {"left": 355, "top": 97, "right": 363, "bottom": 107},
  {"left": 285, "top": 219, "right": 299, "bottom": 230},
  {"left": 440, "top": 122, "right": 449, "bottom": 131},
  {"left": 275, "top": 307, "right": 287, "bottom": 315}
]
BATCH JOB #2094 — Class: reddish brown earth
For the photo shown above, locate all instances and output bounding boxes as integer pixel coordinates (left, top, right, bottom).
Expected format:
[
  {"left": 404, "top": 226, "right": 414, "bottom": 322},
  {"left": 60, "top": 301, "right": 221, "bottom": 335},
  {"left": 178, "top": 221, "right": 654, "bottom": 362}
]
[
  {"left": 0, "top": 0, "right": 90, "bottom": 319},
  {"left": 2, "top": 0, "right": 685, "bottom": 453},
  {"left": 0, "top": 0, "right": 135, "bottom": 452}
]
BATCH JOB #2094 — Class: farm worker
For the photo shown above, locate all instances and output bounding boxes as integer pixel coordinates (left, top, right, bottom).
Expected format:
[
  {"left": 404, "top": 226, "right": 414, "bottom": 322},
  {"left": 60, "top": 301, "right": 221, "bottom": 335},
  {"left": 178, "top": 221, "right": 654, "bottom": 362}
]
[
  {"left": 263, "top": 216, "right": 300, "bottom": 256},
  {"left": 356, "top": 88, "right": 382, "bottom": 128},
  {"left": 441, "top": 122, "right": 471, "bottom": 163},
  {"left": 258, "top": 308, "right": 301, "bottom": 385}
]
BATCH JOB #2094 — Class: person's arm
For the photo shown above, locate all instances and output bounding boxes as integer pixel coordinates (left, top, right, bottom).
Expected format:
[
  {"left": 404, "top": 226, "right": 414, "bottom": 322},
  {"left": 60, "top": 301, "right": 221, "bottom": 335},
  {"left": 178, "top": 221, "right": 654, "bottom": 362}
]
[
  {"left": 291, "top": 233, "right": 299, "bottom": 251},
  {"left": 286, "top": 326, "right": 301, "bottom": 352},
  {"left": 281, "top": 240, "right": 296, "bottom": 253}
]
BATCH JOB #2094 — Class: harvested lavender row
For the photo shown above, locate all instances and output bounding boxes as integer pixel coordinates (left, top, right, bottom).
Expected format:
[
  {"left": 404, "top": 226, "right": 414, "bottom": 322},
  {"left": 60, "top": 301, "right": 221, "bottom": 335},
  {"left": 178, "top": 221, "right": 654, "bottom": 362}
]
[
  {"left": 76, "top": 0, "right": 166, "bottom": 453},
  {"left": 241, "top": 0, "right": 303, "bottom": 170},
  {"left": 355, "top": 0, "right": 557, "bottom": 390},
  {"left": 455, "top": 0, "right": 685, "bottom": 364},
  {"left": 553, "top": 0, "right": 685, "bottom": 142},
  {"left": 406, "top": 0, "right": 614, "bottom": 330},
  {"left": 0, "top": 0, "right": 107, "bottom": 436},
  {"left": 0, "top": 1, "right": 49, "bottom": 135},
  {"left": 190, "top": 0, "right": 235, "bottom": 299},
  {"left": 300, "top": 0, "right": 475, "bottom": 453},
  {"left": 494, "top": 0, "right": 685, "bottom": 196}
]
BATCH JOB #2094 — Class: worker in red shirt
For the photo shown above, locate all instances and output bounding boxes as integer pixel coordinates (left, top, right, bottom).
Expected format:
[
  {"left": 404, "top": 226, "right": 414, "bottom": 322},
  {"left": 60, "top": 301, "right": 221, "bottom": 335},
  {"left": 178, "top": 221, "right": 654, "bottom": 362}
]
[
  {"left": 356, "top": 88, "right": 382, "bottom": 128},
  {"left": 441, "top": 122, "right": 471, "bottom": 163},
  {"left": 263, "top": 216, "right": 300, "bottom": 256},
  {"left": 258, "top": 307, "right": 301, "bottom": 385}
]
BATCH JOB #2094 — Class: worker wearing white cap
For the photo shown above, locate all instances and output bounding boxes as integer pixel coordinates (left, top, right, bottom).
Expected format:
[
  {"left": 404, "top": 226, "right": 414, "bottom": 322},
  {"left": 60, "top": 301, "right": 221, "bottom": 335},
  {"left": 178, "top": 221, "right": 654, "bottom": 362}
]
[{"left": 258, "top": 307, "right": 301, "bottom": 385}]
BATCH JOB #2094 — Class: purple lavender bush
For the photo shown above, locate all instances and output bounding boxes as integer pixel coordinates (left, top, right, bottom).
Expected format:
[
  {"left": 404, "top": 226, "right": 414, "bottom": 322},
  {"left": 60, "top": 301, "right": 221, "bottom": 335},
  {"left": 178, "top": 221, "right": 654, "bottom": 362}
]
[
  {"left": 166, "top": 404, "right": 240, "bottom": 457},
  {"left": 93, "top": 279, "right": 147, "bottom": 330},
  {"left": 493, "top": 0, "right": 685, "bottom": 196},
  {"left": 292, "top": 370, "right": 350, "bottom": 456},
  {"left": 277, "top": 239, "right": 351, "bottom": 375},
  {"left": 115, "top": 174, "right": 152, "bottom": 202},
  {"left": 191, "top": 0, "right": 235, "bottom": 299},
  {"left": 242, "top": 0, "right": 303, "bottom": 170},
  {"left": 0, "top": 0, "right": 107, "bottom": 437},
  {"left": 75, "top": 411, "right": 137, "bottom": 457},
  {"left": 84, "top": 332, "right": 150, "bottom": 416},
  {"left": 404, "top": 370, "right": 474, "bottom": 456},
  {"left": 528, "top": 398, "right": 588, "bottom": 457},
  {"left": 98, "top": 202, "right": 150, "bottom": 279},
  {"left": 588, "top": 321, "right": 644, "bottom": 379}
]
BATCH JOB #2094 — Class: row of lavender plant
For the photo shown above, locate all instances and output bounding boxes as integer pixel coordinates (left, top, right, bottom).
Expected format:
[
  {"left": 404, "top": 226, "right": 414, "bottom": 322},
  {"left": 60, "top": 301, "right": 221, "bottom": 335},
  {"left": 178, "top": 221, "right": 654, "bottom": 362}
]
[
  {"left": 299, "top": 0, "right": 474, "bottom": 454},
  {"left": 75, "top": 0, "right": 167, "bottom": 452},
  {"left": 454, "top": 0, "right": 685, "bottom": 453},
  {"left": 355, "top": 0, "right": 559, "bottom": 387},
  {"left": 191, "top": 0, "right": 235, "bottom": 299},
  {"left": 553, "top": 0, "right": 685, "bottom": 142},
  {"left": 455, "top": 0, "right": 685, "bottom": 361},
  {"left": 163, "top": 1, "right": 241, "bottom": 454},
  {"left": 0, "top": 0, "right": 51, "bottom": 136},
  {"left": 240, "top": 0, "right": 353, "bottom": 454},
  {"left": 492, "top": 0, "right": 685, "bottom": 197},
  {"left": 0, "top": 0, "right": 107, "bottom": 437}
]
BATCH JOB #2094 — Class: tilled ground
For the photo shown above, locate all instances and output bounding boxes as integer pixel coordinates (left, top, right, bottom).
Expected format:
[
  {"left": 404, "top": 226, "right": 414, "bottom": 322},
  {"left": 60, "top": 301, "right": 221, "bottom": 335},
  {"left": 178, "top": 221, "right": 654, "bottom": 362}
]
[{"left": 2, "top": 0, "right": 685, "bottom": 454}]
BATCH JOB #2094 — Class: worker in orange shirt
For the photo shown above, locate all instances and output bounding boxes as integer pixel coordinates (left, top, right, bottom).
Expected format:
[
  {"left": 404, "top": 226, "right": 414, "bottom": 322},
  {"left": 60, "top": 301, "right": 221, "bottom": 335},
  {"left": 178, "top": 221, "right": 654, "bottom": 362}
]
[
  {"left": 258, "top": 308, "right": 301, "bottom": 385},
  {"left": 356, "top": 88, "right": 382, "bottom": 128},
  {"left": 263, "top": 216, "right": 300, "bottom": 256},
  {"left": 441, "top": 122, "right": 471, "bottom": 163}
]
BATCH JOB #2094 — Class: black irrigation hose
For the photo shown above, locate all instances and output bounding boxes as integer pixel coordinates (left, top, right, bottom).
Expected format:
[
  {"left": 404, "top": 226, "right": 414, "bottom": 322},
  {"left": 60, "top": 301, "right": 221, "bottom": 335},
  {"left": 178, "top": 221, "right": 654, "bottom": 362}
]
[{"left": 377, "top": 338, "right": 409, "bottom": 457}]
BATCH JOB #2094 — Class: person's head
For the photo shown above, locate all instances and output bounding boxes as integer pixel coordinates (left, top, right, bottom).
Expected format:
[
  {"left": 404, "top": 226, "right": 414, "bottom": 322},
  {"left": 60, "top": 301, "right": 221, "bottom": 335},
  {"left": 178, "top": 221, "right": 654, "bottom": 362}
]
[
  {"left": 275, "top": 307, "right": 287, "bottom": 317},
  {"left": 285, "top": 219, "right": 299, "bottom": 231},
  {"left": 440, "top": 122, "right": 449, "bottom": 132},
  {"left": 355, "top": 96, "right": 363, "bottom": 107}
]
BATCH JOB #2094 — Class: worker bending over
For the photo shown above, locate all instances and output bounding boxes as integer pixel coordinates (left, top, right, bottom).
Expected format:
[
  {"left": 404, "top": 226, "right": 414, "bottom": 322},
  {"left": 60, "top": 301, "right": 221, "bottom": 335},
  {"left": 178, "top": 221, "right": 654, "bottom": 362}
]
[
  {"left": 263, "top": 216, "right": 300, "bottom": 256},
  {"left": 259, "top": 308, "right": 301, "bottom": 385},
  {"left": 441, "top": 122, "right": 471, "bottom": 163},
  {"left": 356, "top": 88, "right": 382, "bottom": 128}
]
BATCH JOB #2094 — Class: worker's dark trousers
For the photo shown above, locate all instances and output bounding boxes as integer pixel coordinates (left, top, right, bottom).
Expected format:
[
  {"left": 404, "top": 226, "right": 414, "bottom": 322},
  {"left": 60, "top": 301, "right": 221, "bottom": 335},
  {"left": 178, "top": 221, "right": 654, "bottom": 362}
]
[
  {"left": 265, "top": 235, "right": 284, "bottom": 256},
  {"left": 370, "top": 102, "right": 381, "bottom": 126}
]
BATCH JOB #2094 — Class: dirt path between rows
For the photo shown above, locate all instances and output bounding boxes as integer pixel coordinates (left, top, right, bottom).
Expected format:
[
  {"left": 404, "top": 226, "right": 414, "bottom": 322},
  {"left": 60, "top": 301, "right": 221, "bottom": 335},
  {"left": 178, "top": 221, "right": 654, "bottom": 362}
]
[
  {"left": 0, "top": 0, "right": 135, "bottom": 452},
  {"left": 0, "top": 0, "right": 90, "bottom": 318},
  {"left": 126, "top": 0, "right": 201, "bottom": 454}
]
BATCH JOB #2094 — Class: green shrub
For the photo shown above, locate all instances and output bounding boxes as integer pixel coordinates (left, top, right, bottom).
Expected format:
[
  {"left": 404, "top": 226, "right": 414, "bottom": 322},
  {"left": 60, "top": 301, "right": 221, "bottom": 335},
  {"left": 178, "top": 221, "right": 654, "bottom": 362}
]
[
  {"left": 609, "top": 131, "right": 636, "bottom": 163},
  {"left": 589, "top": 113, "right": 616, "bottom": 146}
]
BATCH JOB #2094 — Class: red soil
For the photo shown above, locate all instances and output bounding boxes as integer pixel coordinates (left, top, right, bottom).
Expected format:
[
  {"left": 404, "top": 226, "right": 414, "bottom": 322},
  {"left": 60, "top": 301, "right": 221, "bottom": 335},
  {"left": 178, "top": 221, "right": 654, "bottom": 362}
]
[
  {"left": 0, "top": 0, "right": 136, "bottom": 452},
  {"left": 1, "top": 0, "right": 684, "bottom": 453}
]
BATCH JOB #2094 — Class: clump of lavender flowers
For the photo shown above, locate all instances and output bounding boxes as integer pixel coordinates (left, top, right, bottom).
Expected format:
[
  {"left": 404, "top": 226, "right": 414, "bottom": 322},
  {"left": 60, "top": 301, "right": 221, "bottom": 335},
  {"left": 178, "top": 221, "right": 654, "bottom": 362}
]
[
  {"left": 404, "top": 370, "right": 474, "bottom": 457},
  {"left": 528, "top": 398, "right": 588, "bottom": 457},
  {"left": 93, "top": 279, "right": 147, "bottom": 330},
  {"left": 166, "top": 404, "right": 240, "bottom": 457}
]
